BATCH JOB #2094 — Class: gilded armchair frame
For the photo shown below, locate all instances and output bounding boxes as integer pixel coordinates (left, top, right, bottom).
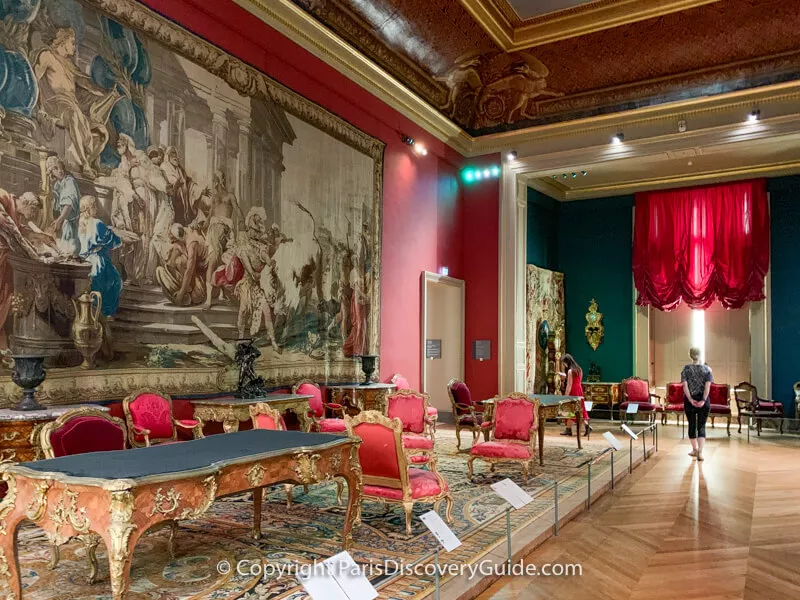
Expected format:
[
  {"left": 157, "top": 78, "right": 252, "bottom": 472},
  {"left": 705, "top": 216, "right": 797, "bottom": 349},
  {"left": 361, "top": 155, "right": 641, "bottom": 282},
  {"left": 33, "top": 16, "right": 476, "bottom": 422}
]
[
  {"left": 447, "top": 378, "right": 484, "bottom": 449},
  {"left": 467, "top": 393, "right": 539, "bottom": 482},
  {"left": 390, "top": 373, "right": 437, "bottom": 434},
  {"left": 620, "top": 376, "right": 661, "bottom": 424},
  {"left": 385, "top": 388, "right": 436, "bottom": 464},
  {"left": 293, "top": 379, "right": 345, "bottom": 432},
  {"left": 345, "top": 411, "right": 453, "bottom": 535},
  {"left": 122, "top": 389, "right": 204, "bottom": 448}
]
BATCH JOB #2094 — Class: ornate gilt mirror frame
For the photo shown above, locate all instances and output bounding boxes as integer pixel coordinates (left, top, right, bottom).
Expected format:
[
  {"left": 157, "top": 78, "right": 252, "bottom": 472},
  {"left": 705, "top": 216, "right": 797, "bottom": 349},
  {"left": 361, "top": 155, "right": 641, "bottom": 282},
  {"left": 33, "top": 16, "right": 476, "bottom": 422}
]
[{"left": 585, "top": 299, "right": 604, "bottom": 351}]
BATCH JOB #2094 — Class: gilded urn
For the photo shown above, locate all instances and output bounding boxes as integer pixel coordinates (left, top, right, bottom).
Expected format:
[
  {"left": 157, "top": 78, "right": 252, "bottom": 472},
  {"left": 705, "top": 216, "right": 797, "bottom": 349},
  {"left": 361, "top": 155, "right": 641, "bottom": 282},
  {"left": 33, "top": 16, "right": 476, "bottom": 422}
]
[{"left": 71, "top": 290, "right": 103, "bottom": 369}]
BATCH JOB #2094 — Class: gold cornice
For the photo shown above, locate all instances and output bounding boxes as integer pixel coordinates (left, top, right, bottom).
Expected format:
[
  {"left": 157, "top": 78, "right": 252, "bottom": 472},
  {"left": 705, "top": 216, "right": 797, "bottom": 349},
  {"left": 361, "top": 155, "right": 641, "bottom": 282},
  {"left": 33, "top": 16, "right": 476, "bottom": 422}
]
[
  {"left": 234, "top": 0, "right": 472, "bottom": 154},
  {"left": 459, "top": 0, "right": 724, "bottom": 51}
]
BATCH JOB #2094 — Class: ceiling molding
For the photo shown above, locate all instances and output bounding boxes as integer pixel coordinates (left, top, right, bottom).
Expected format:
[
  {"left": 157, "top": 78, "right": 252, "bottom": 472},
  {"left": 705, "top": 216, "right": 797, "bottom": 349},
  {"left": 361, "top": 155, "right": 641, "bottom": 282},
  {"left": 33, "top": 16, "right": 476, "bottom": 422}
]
[
  {"left": 234, "top": 0, "right": 472, "bottom": 154},
  {"left": 459, "top": 0, "right": 723, "bottom": 52}
]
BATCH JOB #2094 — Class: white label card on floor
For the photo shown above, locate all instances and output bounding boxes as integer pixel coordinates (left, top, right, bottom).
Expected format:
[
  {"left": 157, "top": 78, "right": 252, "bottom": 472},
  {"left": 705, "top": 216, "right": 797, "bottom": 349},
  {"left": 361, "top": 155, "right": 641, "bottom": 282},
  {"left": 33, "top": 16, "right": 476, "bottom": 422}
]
[
  {"left": 584, "top": 401, "right": 594, "bottom": 412},
  {"left": 602, "top": 431, "right": 622, "bottom": 451},
  {"left": 491, "top": 478, "right": 533, "bottom": 509},
  {"left": 626, "top": 403, "right": 639, "bottom": 414},
  {"left": 299, "top": 551, "right": 378, "bottom": 600},
  {"left": 420, "top": 510, "right": 462, "bottom": 552},
  {"left": 621, "top": 423, "right": 638, "bottom": 440}
]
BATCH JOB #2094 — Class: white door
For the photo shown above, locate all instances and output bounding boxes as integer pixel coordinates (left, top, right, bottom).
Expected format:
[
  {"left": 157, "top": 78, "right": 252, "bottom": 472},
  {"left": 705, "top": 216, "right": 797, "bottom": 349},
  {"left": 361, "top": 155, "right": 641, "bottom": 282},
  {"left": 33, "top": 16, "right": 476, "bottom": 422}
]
[{"left": 421, "top": 272, "right": 465, "bottom": 418}]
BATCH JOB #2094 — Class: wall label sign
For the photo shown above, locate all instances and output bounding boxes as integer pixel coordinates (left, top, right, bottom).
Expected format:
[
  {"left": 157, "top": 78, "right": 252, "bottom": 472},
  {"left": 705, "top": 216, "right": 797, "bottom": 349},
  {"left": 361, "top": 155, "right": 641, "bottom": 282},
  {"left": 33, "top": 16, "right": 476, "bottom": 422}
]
[
  {"left": 472, "top": 340, "right": 491, "bottom": 361},
  {"left": 425, "top": 339, "right": 442, "bottom": 359}
]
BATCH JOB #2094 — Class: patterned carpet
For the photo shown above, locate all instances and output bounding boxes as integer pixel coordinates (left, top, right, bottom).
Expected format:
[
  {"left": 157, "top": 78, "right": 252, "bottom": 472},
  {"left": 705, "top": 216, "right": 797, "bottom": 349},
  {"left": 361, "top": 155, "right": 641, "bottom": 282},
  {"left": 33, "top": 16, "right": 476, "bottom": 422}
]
[{"left": 7, "top": 428, "right": 613, "bottom": 599}]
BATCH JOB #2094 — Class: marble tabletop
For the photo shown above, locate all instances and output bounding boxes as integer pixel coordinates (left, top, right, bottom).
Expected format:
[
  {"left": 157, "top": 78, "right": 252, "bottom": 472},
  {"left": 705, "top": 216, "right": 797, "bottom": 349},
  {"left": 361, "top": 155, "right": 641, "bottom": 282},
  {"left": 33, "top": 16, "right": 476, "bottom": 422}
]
[
  {"left": 191, "top": 393, "right": 312, "bottom": 405},
  {"left": 327, "top": 382, "right": 396, "bottom": 390},
  {"left": 0, "top": 404, "right": 110, "bottom": 421}
]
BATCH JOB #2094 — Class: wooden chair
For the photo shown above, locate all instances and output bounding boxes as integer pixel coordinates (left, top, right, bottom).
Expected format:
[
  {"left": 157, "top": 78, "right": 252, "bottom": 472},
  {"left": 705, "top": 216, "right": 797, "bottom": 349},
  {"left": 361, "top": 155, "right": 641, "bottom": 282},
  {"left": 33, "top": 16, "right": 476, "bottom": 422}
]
[
  {"left": 447, "top": 378, "right": 486, "bottom": 449},
  {"left": 390, "top": 373, "right": 438, "bottom": 434},
  {"left": 619, "top": 377, "right": 662, "bottom": 424},
  {"left": 345, "top": 411, "right": 453, "bottom": 535},
  {"left": 293, "top": 380, "right": 346, "bottom": 433},
  {"left": 735, "top": 381, "right": 784, "bottom": 435},
  {"left": 467, "top": 393, "right": 539, "bottom": 482},
  {"left": 385, "top": 389, "right": 435, "bottom": 465},
  {"left": 122, "top": 390, "right": 204, "bottom": 447}
]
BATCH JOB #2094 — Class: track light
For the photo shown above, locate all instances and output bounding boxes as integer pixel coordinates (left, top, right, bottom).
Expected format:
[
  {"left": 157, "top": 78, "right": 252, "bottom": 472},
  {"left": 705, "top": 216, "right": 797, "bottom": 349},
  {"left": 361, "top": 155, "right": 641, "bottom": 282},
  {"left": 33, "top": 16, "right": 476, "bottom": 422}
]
[
  {"left": 611, "top": 133, "right": 624, "bottom": 144},
  {"left": 401, "top": 135, "right": 414, "bottom": 145},
  {"left": 506, "top": 150, "right": 517, "bottom": 160},
  {"left": 747, "top": 109, "right": 761, "bottom": 122},
  {"left": 581, "top": 170, "right": 587, "bottom": 176},
  {"left": 571, "top": 172, "right": 577, "bottom": 178}
]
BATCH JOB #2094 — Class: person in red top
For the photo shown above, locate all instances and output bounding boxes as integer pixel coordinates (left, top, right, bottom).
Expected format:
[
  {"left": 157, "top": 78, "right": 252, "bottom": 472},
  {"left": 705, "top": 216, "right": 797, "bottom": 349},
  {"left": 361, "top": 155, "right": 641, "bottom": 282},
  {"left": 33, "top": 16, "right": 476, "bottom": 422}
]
[{"left": 560, "top": 354, "right": 590, "bottom": 437}]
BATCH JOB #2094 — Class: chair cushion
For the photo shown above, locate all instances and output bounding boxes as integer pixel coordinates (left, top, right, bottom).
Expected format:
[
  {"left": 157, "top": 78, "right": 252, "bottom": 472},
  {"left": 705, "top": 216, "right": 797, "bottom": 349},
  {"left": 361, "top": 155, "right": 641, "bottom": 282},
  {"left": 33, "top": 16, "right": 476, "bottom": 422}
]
[
  {"left": 129, "top": 393, "right": 174, "bottom": 440},
  {"left": 619, "top": 401, "right": 659, "bottom": 412},
  {"left": 319, "top": 418, "right": 347, "bottom": 433},
  {"left": 50, "top": 416, "right": 125, "bottom": 458},
  {"left": 388, "top": 393, "right": 426, "bottom": 434},
  {"left": 666, "top": 383, "right": 683, "bottom": 405},
  {"left": 253, "top": 414, "right": 280, "bottom": 430},
  {"left": 757, "top": 401, "right": 783, "bottom": 412},
  {"left": 451, "top": 381, "right": 473, "bottom": 413},
  {"left": 176, "top": 419, "right": 199, "bottom": 428},
  {"left": 401, "top": 434, "right": 434, "bottom": 450},
  {"left": 297, "top": 382, "right": 324, "bottom": 418},
  {"left": 409, "top": 454, "right": 429, "bottom": 464},
  {"left": 494, "top": 397, "right": 535, "bottom": 442},
  {"left": 709, "top": 405, "right": 731, "bottom": 415},
  {"left": 364, "top": 468, "right": 445, "bottom": 500},
  {"left": 625, "top": 379, "right": 650, "bottom": 403},
  {"left": 426, "top": 406, "right": 438, "bottom": 418},
  {"left": 392, "top": 374, "right": 411, "bottom": 390},
  {"left": 470, "top": 441, "right": 531, "bottom": 460},
  {"left": 708, "top": 384, "right": 729, "bottom": 406},
  {"left": 664, "top": 403, "right": 684, "bottom": 412},
  {"left": 353, "top": 421, "right": 402, "bottom": 481},
  {"left": 457, "top": 415, "right": 482, "bottom": 426},
  {"left": 326, "top": 403, "right": 344, "bottom": 410}
]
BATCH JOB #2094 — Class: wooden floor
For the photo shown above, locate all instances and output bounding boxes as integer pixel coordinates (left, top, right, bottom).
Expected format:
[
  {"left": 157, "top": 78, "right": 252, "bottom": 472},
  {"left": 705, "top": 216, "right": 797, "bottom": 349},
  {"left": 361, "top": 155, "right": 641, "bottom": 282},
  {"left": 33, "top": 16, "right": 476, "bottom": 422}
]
[{"left": 477, "top": 426, "right": 800, "bottom": 600}]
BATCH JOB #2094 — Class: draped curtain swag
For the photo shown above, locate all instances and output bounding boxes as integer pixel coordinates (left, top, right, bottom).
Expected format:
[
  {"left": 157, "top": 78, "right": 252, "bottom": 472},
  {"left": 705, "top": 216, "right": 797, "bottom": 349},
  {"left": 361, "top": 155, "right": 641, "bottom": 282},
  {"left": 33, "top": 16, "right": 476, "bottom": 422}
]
[{"left": 633, "top": 179, "right": 769, "bottom": 310}]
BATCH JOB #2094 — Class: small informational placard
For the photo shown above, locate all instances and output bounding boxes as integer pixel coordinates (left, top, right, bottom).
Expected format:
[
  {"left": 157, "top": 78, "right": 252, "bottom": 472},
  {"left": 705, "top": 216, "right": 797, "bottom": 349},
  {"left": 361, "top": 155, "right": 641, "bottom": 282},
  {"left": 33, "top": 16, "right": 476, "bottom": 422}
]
[
  {"left": 299, "top": 551, "right": 378, "bottom": 600},
  {"left": 626, "top": 403, "right": 639, "bottom": 414},
  {"left": 584, "top": 401, "right": 594, "bottom": 412},
  {"left": 472, "top": 340, "right": 491, "bottom": 361},
  {"left": 602, "top": 431, "right": 622, "bottom": 451},
  {"left": 491, "top": 478, "right": 533, "bottom": 509},
  {"left": 420, "top": 510, "right": 462, "bottom": 552},
  {"left": 425, "top": 339, "right": 442, "bottom": 359},
  {"left": 621, "top": 423, "right": 638, "bottom": 440}
]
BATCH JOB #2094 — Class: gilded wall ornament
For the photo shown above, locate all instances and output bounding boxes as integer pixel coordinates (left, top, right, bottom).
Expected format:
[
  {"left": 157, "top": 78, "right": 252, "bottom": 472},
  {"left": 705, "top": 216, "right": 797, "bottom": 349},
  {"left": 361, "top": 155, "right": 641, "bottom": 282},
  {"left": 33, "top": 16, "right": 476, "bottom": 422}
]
[{"left": 585, "top": 299, "right": 604, "bottom": 351}]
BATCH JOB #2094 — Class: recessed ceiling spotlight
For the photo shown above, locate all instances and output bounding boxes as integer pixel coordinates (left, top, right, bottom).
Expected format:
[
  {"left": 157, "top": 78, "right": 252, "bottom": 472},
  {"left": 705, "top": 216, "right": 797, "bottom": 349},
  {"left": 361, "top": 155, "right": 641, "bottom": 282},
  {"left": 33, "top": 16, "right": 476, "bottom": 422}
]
[
  {"left": 571, "top": 172, "right": 577, "bottom": 178},
  {"left": 401, "top": 134, "right": 414, "bottom": 146},
  {"left": 581, "top": 170, "right": 587, "bottom": 176},
  {"left": 552, "top": 175, "right": 557, "bottom": 179},
  {"left": 562, "top": 173, "right": 567, "bottom": 179},
  {"left": 506, "top": 150, "right": 517, "bottom": 160},
  {"left": 747, "top": 109, "right": 761, "bottom": 122},
  {"left": 611, "top": 133, "right": 624, "bottom": 144}
]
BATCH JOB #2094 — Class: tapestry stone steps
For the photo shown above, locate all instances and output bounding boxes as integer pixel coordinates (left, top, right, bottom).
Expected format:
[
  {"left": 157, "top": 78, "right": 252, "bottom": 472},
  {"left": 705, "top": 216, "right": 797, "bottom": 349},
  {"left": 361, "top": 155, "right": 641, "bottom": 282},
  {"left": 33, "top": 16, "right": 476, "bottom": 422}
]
[{"left": 112, "top": 285, "right": 240, "bottom": 346}]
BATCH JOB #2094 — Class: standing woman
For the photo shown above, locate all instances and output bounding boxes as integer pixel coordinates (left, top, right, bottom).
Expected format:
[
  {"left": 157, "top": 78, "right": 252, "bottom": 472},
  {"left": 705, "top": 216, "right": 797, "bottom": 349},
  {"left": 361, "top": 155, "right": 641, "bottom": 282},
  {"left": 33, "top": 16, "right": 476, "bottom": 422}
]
[
  {"left": 560, "top": 354, "right": 590, "bottom": 436},
  {"left": 682, "top": 347, "right": 713, "bottom": 460}
]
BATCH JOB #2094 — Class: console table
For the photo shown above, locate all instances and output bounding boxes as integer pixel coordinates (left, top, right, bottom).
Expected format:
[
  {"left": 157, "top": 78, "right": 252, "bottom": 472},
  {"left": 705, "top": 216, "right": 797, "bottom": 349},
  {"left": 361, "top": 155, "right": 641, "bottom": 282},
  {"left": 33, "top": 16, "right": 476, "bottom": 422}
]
[
  {"left": 0, "top": 429, "right": 361, "bottom": 599},
  {"left": 582, "top": 382, "right": 619, "bottom": 419},
  {"left": 190, "top": 393, "right": 313, "bottom": 433},
  {"left": 328, "top": 382, "right": 396, "bottom": 415}
]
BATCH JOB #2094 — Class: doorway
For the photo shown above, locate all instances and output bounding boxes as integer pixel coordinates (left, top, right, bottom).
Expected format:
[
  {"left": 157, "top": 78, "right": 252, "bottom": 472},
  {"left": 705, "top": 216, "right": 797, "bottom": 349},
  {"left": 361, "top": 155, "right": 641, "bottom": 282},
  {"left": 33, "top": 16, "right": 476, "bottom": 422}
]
[{"left": 421, "top": 272, "right": 465, "bottom": 418}]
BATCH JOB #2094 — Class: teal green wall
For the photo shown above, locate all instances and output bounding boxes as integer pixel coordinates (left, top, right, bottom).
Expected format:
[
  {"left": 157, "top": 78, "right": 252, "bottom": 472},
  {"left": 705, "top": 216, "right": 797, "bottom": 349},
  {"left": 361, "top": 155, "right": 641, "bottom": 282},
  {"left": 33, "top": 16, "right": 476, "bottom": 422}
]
[
  {"left": 556, "top": 196, "right": 635, "bottom": 382},
  {"left": 768, "top": 176, "right": 800, "bottom": 415},
  {"left": 526, "top": 188, "right": 559, "bottom": 270}
]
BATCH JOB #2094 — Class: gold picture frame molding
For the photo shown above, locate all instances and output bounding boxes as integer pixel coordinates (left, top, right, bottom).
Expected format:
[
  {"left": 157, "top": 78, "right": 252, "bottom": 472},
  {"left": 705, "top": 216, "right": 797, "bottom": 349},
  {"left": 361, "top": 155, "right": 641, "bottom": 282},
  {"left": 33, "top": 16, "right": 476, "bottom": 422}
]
[{"left": 0, "top": 0, "right": 385, "bottom": 407}]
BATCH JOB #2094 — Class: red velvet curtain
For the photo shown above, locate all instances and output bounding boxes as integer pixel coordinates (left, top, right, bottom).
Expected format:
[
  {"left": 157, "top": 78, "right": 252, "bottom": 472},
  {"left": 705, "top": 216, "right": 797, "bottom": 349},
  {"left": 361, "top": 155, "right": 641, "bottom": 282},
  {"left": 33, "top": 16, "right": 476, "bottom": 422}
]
[{"left": 633, "top": 179, "right": 769, "bottom": 310}]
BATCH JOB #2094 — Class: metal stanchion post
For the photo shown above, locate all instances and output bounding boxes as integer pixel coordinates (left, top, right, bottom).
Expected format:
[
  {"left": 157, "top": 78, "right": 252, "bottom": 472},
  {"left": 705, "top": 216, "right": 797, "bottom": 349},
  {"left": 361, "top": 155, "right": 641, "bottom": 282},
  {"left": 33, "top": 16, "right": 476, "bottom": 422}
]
[
  {"left": 506, "top": 507, "right": 512, "bottom": 568},
  {"left": 435, "top": 550, "right": 440, "bottom": 600},
  {"left": 629, "top": 438, "right": 633, "bottom": 473},
  {"left": 553, "top": 481, "right": 559, "bottom": 536},
  {"left": 655, "top": 423, "right": 658, "bottom": 451},
  {"left": 587, "top": 462, "right": 592, "bottom": 510},
  {"left": 642, "top": 433, "right": 647, "bottom": 462},
  {"left": 610, "top": 451, "right": 615, "bottom": 489}
]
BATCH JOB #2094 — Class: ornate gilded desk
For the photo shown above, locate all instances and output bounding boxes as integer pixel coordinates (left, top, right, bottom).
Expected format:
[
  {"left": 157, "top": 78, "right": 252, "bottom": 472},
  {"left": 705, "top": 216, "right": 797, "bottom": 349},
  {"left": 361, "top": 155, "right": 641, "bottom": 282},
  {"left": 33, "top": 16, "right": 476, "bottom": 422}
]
[
  {"left": 328, "top": 382, "right": 396, "bottom": 415},
  {"left": 0, "top": 429, "right": 362, "bottom": 600},
  {"left": 534, "top": 395, "right": 583, "bottom": 465},
  {"left": 190, "top": 393, "right": 313, "bottom": 433},
  {"left": 0, "top": 405, "right": 111, "bottom": 464}
]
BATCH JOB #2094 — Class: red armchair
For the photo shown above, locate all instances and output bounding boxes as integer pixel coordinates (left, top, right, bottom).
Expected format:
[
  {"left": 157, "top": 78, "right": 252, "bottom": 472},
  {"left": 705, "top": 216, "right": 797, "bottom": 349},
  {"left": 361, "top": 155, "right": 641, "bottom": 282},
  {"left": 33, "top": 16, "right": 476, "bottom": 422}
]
[
  {"left": 735, "top": 381, "right": 784, "bottom": 435},
  {"left": 293, "top": 380, "right": 346, "bottom": 433},
  {"left": 391, "top": 373, "right": 438, "bottom": 433},
  {"left": 386, "top": 389, "right": 435, "bottom": 464},
  {"left": 123, "top": 390, "right": 204, "bottom": 447},
  {"left": 708, "top": 383, "right": 732, "bottom": 436},
  {"left": 468, "top": 393, "right": 538, "bottom": 482},
  {"left": 619, "top": 377, "right": 662, "bottom": 423},
  {"left": 661, "top": 383, "right": 685, "bottom": 427},
  {"left": 345, "top": 411, "right": 453, "bottom": 535},
  {"left": 249, "top": 402, "right": 286, "bottom": 431},
  {"left": 447, "top": 378, "right": 486, "bottom": 449}
]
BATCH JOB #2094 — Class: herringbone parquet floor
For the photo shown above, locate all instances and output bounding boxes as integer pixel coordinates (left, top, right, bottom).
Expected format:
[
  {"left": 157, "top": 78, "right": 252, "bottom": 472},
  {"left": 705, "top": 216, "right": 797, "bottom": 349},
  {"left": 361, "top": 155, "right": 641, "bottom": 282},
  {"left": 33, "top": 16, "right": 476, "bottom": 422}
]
[{"left": 478, "top": 427, "right": 800, "bottom": 600}]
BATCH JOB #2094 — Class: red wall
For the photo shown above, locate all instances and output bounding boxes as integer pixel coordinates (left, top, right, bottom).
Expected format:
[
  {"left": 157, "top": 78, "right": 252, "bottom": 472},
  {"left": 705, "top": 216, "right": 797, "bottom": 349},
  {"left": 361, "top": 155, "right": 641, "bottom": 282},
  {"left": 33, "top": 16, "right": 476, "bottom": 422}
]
[{"left": 138, "top": 0, "right": 498, "bottom": 397}]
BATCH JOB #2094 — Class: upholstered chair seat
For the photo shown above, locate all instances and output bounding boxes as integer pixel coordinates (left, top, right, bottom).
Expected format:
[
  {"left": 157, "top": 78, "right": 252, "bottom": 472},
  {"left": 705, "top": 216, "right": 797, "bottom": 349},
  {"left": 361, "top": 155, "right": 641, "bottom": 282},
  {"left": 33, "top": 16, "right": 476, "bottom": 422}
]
[
  {"left": 735, "top": 381, "right": 784, "bottom": 436},
  {"left": 346, "top": 411, "right": 453, "bottom": 535},
  {"left": 294, "top": 380, "right": 346, "bottom": 433},
  {"left": 619, "top": 377, "right": 662, "bottom": 423},
  {"left": 468, "top": 393, "right": 539, "bottom": 482}
]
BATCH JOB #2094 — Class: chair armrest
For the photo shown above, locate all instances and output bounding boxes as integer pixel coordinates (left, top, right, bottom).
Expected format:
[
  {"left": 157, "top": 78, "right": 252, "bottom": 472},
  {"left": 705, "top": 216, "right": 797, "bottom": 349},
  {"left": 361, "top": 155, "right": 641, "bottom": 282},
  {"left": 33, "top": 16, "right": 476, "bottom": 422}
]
[
  {"left": 132, "top": 425, "right": 151, "bottom": 447},
  {"left": 324, "top": 402, "right": 346, "bottom": 418},
  {"left": 649, "top": 393, "right": 662, "bottom": 403},
  {"left": 175, "top": 418, "right": 205, "bottom": 439},
  {"left": 453, "top": 402, "right": 473, "bottom": 413},
  {"left": 480, "top": 421, "right": 494, "bottom": 430}
]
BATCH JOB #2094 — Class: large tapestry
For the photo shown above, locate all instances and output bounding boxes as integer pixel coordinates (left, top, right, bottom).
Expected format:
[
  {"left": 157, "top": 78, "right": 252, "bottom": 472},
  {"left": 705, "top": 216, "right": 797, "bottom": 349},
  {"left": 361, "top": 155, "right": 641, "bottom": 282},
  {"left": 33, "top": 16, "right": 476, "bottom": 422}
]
[
  {"left": 525, "top": 265, "right": 564, "bottom": 394},
  {"left": 0, "top": 0, "right": 384, "bottom": 405}
]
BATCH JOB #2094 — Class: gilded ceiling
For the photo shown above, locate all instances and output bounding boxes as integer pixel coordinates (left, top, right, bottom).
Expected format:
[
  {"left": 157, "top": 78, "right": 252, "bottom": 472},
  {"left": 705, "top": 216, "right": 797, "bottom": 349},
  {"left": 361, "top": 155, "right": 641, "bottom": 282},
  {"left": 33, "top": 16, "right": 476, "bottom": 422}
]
[{"left": 291, "top": 0, "right": 800, "bottom": 135}]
